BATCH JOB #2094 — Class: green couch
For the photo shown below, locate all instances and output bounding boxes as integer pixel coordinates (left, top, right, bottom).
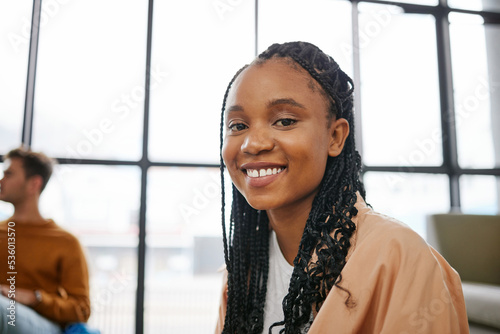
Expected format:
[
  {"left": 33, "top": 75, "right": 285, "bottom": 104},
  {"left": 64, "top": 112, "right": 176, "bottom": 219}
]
[{"left": 427, "top": 213, "right": 500, "bottom": 332}]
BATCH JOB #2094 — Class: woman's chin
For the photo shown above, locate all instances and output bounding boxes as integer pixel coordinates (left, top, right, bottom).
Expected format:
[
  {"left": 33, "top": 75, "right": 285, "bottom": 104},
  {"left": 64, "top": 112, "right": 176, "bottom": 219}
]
[{"left": 245, "top": 196, "right": 277, "bottom": 212}]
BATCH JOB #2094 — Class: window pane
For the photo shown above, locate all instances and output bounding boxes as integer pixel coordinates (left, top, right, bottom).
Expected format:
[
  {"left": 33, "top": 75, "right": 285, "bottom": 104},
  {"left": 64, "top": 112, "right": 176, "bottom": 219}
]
[
  {"left": 448, "top": 0, "right": 500, "bottom": 12},
  {"left": 259, "top": 0, "right": 353, "bottom": 75},
  {"left": 41, "top": 165, "right": 141, "bottom": 334},
  {"left": 460, "top": 175, "right": 499, "bottom": 214},
  {"left": 0, "top": 0, "right": 32, "bottom": 152},
  {"left": 450, "top": 13, "right": 500, "bottom": 168},
  {"left": 145, "top": 167, "right": 227, "bottom": 333},
  {"left": 32, "top": 0, "right": 148, "bottom": 161},
  {"left": 359, "top": 4, "right": 442, "bottom": 166},
  {"left": 0, "top": 163, "right": 14, "bottom": 220},
  {"left": 371, "top": 0, "right": 438, "bottom": 5},
  {"left": 0, "top": 199, "right": 13, "bottom": 221},
  {"left": 363, "top": 172, "right": 450, "bottom": 238},
  {"left": 148, "top": 1, "right": 255, "bottom": 164}
]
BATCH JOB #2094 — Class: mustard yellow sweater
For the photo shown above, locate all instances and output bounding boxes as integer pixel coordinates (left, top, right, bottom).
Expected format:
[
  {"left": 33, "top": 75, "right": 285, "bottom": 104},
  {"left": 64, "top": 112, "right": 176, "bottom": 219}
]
[{"left": 0, "top": 219, "right": 90, "bottom": 327}]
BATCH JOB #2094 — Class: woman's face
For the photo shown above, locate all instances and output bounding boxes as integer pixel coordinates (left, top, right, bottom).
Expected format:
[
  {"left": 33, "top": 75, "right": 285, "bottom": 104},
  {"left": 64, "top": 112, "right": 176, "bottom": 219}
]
[{"left": 222, "top": 59, "right": 348, "bottom": 212}]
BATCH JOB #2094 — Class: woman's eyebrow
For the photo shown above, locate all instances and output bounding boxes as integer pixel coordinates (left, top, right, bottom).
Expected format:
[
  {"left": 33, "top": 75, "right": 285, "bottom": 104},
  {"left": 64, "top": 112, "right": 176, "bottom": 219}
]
[
  {"left": 267, "top": 98, "right": 305, "bottom": 109},
  {"left": 226, "top": 98, "right": 305, "bottom": 114},
  {"left": 227, "top": 105, "right": 244, "bottom": 113}
]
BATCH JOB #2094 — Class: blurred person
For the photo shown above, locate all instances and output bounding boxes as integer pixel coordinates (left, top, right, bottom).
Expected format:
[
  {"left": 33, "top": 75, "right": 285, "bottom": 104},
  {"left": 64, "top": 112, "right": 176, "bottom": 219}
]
[
  {"left": 215, "top": 41, "right": 469, "bottom": 333},
  {"left": 0, "top": 147, "right": 90, "bottom": 333}
]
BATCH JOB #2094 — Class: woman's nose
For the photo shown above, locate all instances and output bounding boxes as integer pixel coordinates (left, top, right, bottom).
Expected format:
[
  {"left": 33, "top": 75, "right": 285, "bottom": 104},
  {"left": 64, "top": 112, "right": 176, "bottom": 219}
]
[{"left": 241, "top": 127, "right": 274, "bottom": 155}]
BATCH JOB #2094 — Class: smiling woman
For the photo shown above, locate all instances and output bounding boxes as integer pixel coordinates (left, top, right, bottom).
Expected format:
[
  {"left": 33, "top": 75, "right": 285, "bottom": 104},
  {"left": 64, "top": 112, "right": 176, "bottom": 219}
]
[
  {"left": 215, "top": 41, "right": 469, "bottom": 334},
  {"left": 222, "top": 59, "right": 347, "bottom": 214}
]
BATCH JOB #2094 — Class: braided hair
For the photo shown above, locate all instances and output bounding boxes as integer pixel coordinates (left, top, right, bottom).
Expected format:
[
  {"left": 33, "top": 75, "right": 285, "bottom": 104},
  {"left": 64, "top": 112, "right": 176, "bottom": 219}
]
[{"left": 219, "top": 41, "right": 365, "bottom": 333}]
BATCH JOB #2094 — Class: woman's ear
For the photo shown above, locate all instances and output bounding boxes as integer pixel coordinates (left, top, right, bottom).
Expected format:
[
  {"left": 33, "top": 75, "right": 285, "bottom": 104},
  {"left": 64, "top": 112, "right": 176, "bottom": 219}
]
[{"left": 328, "top": 118, "right": 350, "bottom": 157}]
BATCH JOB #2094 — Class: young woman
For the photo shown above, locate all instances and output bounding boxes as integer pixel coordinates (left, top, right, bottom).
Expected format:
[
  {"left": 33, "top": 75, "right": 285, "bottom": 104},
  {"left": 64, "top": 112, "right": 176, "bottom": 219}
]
[{"left": 216, "top": 41, "right": 468, "bottom": 334}]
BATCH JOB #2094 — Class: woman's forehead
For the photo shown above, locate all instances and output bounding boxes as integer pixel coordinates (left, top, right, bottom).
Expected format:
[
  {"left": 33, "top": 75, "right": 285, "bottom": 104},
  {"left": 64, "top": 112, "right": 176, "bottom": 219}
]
[
  {"left": 226, "top": 59, "right": 330, "bottom": 110},
  {"left": 247, "top": 57, "right": 309, "bottom": 80},
  {"left": 232, "top": 60, "right": 320, "bottom": 96}
]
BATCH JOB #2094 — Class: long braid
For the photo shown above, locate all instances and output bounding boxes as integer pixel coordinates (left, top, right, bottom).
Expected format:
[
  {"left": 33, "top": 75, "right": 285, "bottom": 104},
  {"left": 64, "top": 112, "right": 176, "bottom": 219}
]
[
  {"left": 220, "top": 64, "right": 270, "bottom": 333},
  {"left": 220, "top": 42, "right": 365, "bottom": 333}
]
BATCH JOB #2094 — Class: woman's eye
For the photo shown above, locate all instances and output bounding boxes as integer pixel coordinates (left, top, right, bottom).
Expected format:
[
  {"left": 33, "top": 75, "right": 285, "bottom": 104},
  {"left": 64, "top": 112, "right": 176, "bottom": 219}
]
[
  {"left": 228, "top": 123, "right": 247, "bottom": 132},
  {"left": 275, "top": 118, "right": 297, "bottom": 127}
]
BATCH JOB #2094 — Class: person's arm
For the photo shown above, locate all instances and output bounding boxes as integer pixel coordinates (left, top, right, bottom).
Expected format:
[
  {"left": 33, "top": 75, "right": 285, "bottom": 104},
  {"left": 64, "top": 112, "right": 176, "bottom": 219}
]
[
  {"left": 0, "top": 286, "right": 38, "bottom": 305},
  {"left": 32, "top": 238, "right": 91, "bottom": 324}
]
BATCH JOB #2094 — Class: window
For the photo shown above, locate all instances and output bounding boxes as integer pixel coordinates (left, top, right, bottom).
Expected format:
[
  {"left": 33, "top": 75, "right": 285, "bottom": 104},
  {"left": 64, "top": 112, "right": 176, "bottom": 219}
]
[
  {"left": 148, "top": 0, "right": 254, "bottom": 164},
  {"left": 449, "top": 12, "right": 500, "bottom": 169},
  {"left": 1, "top": 1, "right": 499, "bottom": 333},
  {"left": 33, "top": 0, "right": 148, "bottom": 161},
  {"left": 364, "top": 172, "right": 449, "bottom": 237},
  {"left": 359, "top": 3, "right": 442, "bottom": 167},
  {"left": 258, "top": 0, "right": 352, "bottom": 73},
  {"left": 41, "top": 165, "right": 141, "bottom": 333},
  {"left": 145, "top": 167, "right": 226, "bottom": 332},
  {"left": 0, "top": 0, "right": 32, "bottom": 152},
  {"left": 460, "top": 175, "right": 499, "bottom": 214}
]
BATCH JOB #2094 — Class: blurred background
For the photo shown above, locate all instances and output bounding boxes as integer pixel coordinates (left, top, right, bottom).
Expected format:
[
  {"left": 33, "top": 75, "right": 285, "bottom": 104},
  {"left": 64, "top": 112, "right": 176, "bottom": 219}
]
[{"left": 0, "top": 0, "right": 499, "bottom": 333}]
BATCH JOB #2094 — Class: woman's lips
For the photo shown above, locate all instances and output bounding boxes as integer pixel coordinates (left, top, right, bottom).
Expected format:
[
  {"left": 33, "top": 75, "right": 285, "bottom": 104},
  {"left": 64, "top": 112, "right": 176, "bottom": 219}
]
[
  {"left": 242, "top": 166, "right": 286, "bottom": 187},
  {"left": 245, "top": 167, "right": 284, "bottom": 178}
]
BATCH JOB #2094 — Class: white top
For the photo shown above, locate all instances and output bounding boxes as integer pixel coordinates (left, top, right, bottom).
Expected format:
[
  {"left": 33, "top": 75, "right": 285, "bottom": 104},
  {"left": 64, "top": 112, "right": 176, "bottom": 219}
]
[{"left": 262, "top": 230, "right": 294, "bottom": 334}]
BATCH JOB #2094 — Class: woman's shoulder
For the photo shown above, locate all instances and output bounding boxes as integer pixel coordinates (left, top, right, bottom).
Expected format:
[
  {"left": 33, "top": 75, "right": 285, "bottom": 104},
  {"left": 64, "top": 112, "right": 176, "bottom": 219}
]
[
  {"left": 360, "top": 208, "right": 423, "bottom": 241},
  {"left": 351, "top": 197, "right": 432, "bottom": 262},
  {"left": 315, "top": 196, "right": 468, "bottom": 334},
  {"left": 344, "top": 195, "right": 459, "bottom": 285}
]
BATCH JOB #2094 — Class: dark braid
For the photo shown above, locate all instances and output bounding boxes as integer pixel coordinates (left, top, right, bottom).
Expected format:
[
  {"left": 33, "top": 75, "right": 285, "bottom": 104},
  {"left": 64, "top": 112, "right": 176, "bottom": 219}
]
[
  {"left": 220, "top": 65, "right": 270, "bottom": 333},
  {"left": 220, "top": 65, "right": 248, "bottom": 269},
  {"left": 220, "top": 41, "right": 365, "bottom": 333}
]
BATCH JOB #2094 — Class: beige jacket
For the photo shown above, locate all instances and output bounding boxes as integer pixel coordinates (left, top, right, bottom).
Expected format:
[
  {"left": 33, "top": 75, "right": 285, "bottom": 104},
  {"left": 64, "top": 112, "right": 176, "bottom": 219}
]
[{"left": 215, "top": 196, "right": 469, "bottom": 333}]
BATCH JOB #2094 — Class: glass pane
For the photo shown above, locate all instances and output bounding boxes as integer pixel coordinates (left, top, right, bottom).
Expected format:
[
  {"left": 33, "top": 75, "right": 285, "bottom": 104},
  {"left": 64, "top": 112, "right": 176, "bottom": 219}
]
[
  {"left": 0, "top": 199, "right": 13, "bottom": 221},
  {"left": 359, "top": 4, "right": 442, "bottom": 166},
  {"left": 259, "top": 0, "right": 353, "bottom": 76},
  {"left": 371, "top": 0, "right": 438, "bottom": 6},
  {"left": 0, "top": 0, "right": 32, "bottom": 152},
  {"left": 460, "top": 175, "right": 499, "bottom": 214},
  {"left": 363, "top": 172, "right": 450, "bottom": 238},
  {"left": 0, "top": 162, "right": 14, "bottom": 220},
  {"left": 41, "top": 165, "right": 141, "bottom": 334},
  {"left": 148, "top": 0, "right": 254, "bottom": 164},
  {"left": 145, "top": 167, "right": 228, "bottom": 333},
  {"left": 32, "top": 0, "right": 148, "bottom": 161},
  {"left": 449, "top": 0, "right": 500, "bottom": 12},
  {"left": 450, "top": 13, "right": 500, "bottom": 168}
]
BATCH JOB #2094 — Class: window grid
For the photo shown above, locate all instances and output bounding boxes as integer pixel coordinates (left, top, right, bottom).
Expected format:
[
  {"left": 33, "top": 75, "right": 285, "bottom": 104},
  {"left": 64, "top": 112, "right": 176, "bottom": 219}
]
[{"left": 2, "top": 1, "right": 499, "bottom": 333}]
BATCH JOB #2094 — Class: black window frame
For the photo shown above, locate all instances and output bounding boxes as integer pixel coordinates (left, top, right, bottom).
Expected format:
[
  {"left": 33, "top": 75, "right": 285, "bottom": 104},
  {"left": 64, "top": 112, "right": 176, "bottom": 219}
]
[{"left": 2, "top": 1, "right": 499, "bottom": 333}]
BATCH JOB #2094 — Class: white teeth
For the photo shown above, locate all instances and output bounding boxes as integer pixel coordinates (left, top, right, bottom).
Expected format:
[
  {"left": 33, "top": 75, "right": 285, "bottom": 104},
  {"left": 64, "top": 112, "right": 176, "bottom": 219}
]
[{"left": 246, "top": 168, "right": 284, "bottom": 178}]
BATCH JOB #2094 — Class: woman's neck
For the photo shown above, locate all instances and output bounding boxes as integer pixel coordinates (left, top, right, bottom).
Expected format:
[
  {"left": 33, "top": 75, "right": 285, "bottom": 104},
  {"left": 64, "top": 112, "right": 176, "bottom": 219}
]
[{"left": 266, "top": 199, "right": 313, "bottom": 266}]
